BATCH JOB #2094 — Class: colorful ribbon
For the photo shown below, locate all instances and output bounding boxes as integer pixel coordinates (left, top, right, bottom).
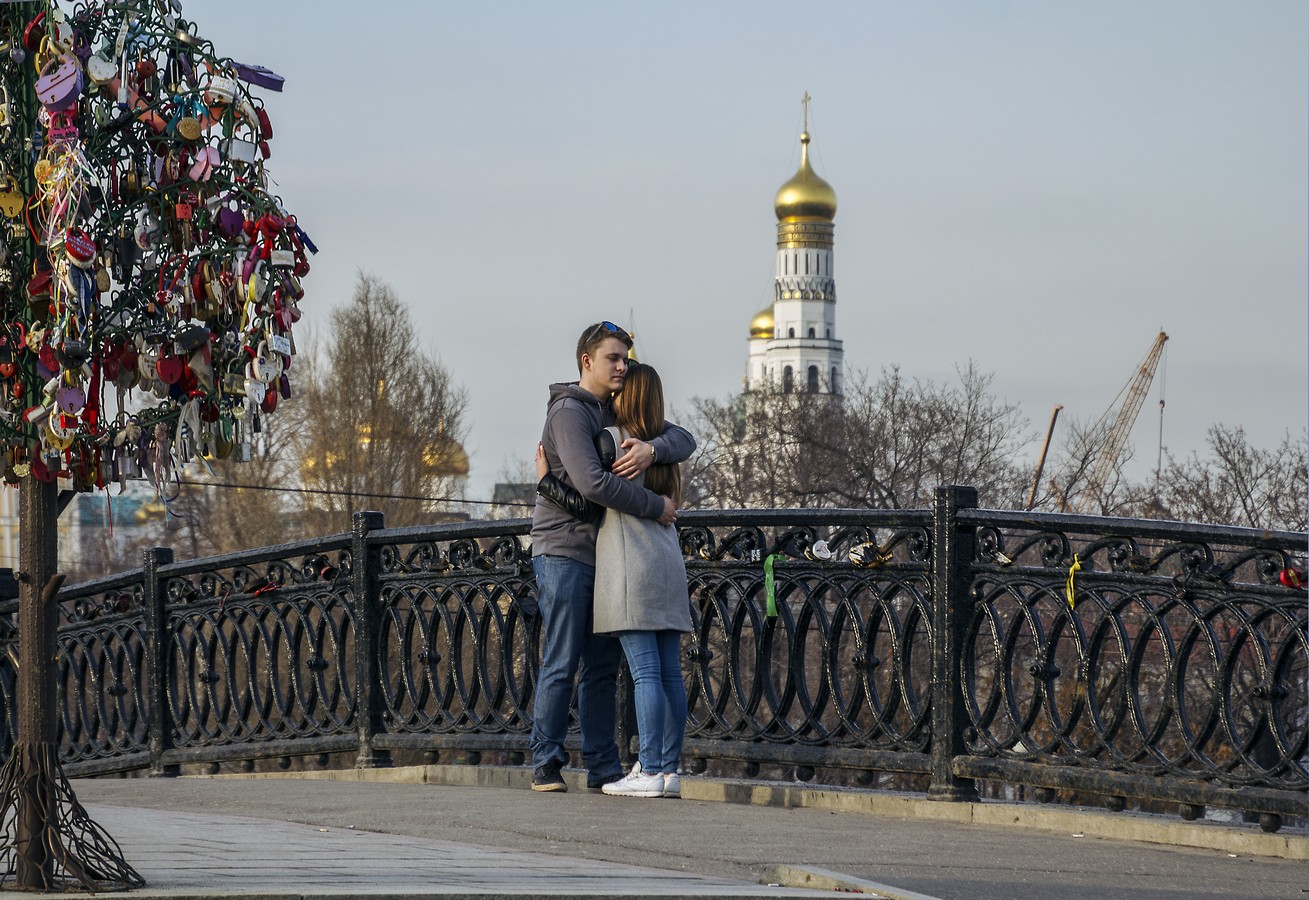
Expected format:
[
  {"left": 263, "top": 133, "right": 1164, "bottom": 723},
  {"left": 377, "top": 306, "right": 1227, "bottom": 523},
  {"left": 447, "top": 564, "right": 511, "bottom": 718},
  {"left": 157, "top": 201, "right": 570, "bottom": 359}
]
[
  {"left": 764, "top": 553, "right": 778, "bottom": 618},
  {"left": 1065, "top": 554, "right": 1081, "bottom": 609}
]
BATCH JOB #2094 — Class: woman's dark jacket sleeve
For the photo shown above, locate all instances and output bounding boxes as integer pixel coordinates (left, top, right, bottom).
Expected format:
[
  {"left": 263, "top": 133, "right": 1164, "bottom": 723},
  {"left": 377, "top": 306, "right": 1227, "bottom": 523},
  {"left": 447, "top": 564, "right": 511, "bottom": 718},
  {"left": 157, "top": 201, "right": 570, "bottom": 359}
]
[{"left": 536, "top": 429, "right": 618, "bottom": 525}]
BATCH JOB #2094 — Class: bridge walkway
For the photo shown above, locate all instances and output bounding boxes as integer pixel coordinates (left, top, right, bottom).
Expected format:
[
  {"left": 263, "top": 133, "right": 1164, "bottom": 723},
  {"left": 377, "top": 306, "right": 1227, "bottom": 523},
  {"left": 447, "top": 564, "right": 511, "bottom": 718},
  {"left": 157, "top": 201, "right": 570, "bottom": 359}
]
[{"left": 68, "top": 766, "right": 1307, "bottom": 900}]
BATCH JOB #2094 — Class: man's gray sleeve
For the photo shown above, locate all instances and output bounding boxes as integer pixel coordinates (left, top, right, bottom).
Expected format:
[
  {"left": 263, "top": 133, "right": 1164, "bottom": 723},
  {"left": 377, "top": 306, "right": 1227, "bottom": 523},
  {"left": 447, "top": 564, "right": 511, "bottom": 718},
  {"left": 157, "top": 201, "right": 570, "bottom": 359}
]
[
  {"left": 548, "top": 404, "right": 664, "bottom": 520},
  {"left": 650, "top": 422, "right": 696, "bottom": 465}
]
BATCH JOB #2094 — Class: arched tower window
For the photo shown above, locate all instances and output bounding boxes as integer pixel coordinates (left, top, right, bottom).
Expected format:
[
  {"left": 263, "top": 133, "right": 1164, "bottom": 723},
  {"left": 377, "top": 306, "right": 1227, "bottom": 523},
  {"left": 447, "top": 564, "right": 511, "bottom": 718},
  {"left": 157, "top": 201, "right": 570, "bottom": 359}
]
[
  {"left": 831, "top": 366, "right": 839, "bottom": 394},
  {"left": 787, "top": 327, "right": 795, "bottom": 338},
  {"left": 807, "top": 327, "right": 815, "bottom": 338},
  {"left": 807, "top": 366, "right": 819, "bottom": 393},
  {"left": 783, "top": 366, "right": 794, "bottom": 393}
]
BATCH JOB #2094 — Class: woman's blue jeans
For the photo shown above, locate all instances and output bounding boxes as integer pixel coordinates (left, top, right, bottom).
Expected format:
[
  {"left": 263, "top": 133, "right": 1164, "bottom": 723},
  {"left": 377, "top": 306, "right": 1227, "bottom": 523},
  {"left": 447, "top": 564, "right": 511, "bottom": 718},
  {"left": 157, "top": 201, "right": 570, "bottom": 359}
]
[{"left": 618, "top": 630, "right": 687, "bottom": 774}]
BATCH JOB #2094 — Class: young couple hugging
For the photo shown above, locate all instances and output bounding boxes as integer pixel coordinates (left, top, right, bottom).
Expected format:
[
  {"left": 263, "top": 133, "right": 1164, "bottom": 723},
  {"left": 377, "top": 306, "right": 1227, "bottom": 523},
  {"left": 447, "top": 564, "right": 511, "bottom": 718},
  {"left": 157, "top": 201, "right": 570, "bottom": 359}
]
[{"left": 528, "top": 321, "right": 695, "bottom": 799}]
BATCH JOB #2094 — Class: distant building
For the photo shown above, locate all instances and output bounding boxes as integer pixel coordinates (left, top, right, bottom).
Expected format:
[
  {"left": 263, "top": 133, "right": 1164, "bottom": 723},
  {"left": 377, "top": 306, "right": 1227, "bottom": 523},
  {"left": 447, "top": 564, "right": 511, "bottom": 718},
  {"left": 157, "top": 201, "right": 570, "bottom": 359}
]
[
  {"left": 746, "top": 120, "right": 844, "bottom": 396},
  {"left": 490, "top": 482, "right": 536, "bottom": 520}
]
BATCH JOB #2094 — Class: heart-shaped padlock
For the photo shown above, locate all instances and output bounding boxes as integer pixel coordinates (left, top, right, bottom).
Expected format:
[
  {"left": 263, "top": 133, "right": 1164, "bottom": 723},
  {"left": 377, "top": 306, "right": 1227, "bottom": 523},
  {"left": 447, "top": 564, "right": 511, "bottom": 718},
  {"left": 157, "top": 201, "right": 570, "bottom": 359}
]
[{"left": 156, "top": 354, "right": 183, "bottom": 384}]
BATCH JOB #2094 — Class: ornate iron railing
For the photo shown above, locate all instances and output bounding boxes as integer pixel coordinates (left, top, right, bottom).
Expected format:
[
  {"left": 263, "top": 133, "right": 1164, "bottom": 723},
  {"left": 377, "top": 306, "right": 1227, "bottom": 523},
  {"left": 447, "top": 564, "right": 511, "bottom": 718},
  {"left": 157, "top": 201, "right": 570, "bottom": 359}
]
[{"left": 1, "top": 487, "right": 1304, "bottom": 830}]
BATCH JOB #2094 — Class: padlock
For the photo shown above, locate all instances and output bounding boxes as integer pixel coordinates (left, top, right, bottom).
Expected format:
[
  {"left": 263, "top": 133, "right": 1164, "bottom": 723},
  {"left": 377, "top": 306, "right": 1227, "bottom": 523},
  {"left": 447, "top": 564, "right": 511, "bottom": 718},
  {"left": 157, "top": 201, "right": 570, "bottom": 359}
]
[
  {"left": 55, "top": 378, "right": 84, "bottom": 414},
  {"left": 0, "top": 85, "right": 9, "bottom": 127},
  {"left": 36, "top": 52, "right": 84, "bottom": 113},
  {"left": 0, "top": 176, "right": 23, "bottom": 218},
  {"left": 175, "top": 115, "right": 201, "bottom": 142},
  {"left": 205, "top": 72, "right": 237, "bottom": 105},
  {"left": 65, "top": 228, "right": 96, "bottom": 268},
  {"left": 56, "top": 338, "right": 88, "bottom": 368},
  {"left": 86, "top": 52, "right": 116, "bottom": 86}
]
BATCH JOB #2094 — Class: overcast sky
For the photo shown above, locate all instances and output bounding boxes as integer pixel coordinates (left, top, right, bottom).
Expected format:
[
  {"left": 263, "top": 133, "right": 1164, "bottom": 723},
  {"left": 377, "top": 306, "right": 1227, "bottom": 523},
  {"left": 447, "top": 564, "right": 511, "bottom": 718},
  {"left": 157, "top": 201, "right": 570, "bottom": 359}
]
[{"left": 188, "top": 0, "right": 1308, "bottom": 509}]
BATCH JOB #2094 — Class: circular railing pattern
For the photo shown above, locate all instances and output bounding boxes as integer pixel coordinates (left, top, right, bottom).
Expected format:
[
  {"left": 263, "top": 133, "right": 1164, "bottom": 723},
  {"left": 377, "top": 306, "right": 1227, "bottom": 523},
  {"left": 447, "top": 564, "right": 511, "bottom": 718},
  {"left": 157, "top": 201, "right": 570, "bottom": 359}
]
[
  {"left": 682, "top": 520, "right": 933, "bottom": 755},
  {"left": 169, "top": 584, "right": 355, "bottom": 748},
  {"left": 377, "top": 572, "right": 537, "bottom": 737},
  {"left": 58, "top": 616, "right": 149, "bottom": 762},
  {"left": 4, "top": 506, "right": 1303, "bottom": 824},
  {"left": 966, "top": 524, "right": 1308, "bottom": 792}
]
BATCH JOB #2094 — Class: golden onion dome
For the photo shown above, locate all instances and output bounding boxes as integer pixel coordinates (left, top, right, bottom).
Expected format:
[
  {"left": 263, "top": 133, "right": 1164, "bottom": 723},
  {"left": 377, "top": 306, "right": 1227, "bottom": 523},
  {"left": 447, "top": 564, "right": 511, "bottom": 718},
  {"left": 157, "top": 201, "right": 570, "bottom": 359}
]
[
  {"left": 749, "top": 305, "right": 775, "bottom": 340},
  {"left": 774, "top": 131, "right": 837, "bottom": 222}
]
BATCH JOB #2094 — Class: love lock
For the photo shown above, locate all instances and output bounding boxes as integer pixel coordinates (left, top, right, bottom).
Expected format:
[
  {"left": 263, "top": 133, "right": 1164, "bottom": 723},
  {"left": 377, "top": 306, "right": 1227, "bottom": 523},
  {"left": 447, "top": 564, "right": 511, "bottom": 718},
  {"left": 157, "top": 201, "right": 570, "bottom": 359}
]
[
  {"left": 156, "top": 351, "right": 183, "bottom": 384},
  {"left": 45, "top": 414, "right": 75, "bottom": 451},
  {"left": 221, "top": 357, "right": 245, "bottom": 396},
  {"left": 137, "top": 342, "right": 160, "bottom": 381},
  {"left": 86, "top": 51, "right": 116, "bottom": 86},
  {"left": 65, "top": 228, "right": 96, "bottom": 268},
  {"left": 0, "top": 176, "right": 24, "bottom": 218},
  {"left": 56, "top": 337, "right": 88, "bottom": 368},
  {"left": 36, "top": 51, "right": 83, "bottom": 112},
  {"left": 204, "top": 71, "right": 238, "bottom": 105},
  {"left": 55, "top": 377, "right": 84, "bottom": 414},
  {"left": 243, "top": 372, "right": 265, "bottom": 404}
]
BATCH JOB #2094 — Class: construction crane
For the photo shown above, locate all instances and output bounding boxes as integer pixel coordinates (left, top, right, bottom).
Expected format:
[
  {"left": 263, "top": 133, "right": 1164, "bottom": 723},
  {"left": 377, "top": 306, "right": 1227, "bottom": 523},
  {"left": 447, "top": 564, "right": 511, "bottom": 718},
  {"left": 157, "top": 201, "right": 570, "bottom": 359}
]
[{"left": 1073, "top": 330, "right": 1169, "bottom": 513}]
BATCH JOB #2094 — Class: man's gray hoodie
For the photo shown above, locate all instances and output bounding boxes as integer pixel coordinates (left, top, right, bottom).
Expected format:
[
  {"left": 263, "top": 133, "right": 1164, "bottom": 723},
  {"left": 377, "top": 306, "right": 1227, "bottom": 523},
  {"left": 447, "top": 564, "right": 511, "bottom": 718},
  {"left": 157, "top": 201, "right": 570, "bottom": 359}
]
[{"left": 531, "top": 382, "right": 696, "bottom": 567}]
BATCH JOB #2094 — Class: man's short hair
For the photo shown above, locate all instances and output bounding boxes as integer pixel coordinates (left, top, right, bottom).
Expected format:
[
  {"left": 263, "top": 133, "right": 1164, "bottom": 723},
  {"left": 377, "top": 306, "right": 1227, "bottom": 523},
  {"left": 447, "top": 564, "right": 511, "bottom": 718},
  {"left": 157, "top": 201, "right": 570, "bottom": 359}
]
[{"left": 576, "top": 322, "right": 633, "bottom": 373}]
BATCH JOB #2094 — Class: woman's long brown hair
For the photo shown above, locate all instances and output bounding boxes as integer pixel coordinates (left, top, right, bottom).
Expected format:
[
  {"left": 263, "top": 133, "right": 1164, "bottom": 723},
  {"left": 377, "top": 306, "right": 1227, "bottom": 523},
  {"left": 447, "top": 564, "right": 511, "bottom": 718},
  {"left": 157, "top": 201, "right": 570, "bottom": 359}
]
[{"left": 613, "top": 363, "right": 682, "bottom": 505}]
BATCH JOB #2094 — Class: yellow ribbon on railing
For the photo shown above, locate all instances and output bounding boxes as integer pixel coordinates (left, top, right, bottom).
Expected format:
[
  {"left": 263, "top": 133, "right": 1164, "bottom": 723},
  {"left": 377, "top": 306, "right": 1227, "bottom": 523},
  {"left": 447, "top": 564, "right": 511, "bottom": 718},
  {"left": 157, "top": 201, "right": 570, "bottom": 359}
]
[{"left": 1065, "top": 554, "right": 1081, "bottom": 609}]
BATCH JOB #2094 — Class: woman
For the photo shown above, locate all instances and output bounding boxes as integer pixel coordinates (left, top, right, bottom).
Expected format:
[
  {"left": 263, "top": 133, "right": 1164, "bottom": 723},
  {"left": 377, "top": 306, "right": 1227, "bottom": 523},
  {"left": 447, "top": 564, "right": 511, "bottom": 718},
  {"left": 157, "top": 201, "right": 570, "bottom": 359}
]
[{"left": 534, "top": 361, "right": 691, "bottom": 799}]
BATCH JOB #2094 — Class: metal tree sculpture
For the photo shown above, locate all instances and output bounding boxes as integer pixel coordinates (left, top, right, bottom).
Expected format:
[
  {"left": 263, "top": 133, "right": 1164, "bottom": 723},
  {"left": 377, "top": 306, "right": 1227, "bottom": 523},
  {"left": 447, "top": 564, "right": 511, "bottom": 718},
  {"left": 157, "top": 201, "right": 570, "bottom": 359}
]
[{"left": 0, "top": 0, "right": 315, "bottom": 890}]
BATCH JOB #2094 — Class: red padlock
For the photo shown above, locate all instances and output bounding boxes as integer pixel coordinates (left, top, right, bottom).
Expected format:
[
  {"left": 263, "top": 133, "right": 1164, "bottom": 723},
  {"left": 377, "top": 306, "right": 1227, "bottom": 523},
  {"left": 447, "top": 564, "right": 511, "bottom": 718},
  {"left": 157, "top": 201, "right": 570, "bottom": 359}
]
[
  {"left": 22, "top": 11, "right": 46, "bottom": 53},
  {"left": 65, "top": 228, "right": 96, "bottom": 268},
  {"left": 1279, "top": 567, "right": 1306, "bottom": 589},
  {"left": 156, "top": 355, "right": 183, "bottom": 385},
  {"left": 31, "top": 455, "right": 57, "bottom": 483}
]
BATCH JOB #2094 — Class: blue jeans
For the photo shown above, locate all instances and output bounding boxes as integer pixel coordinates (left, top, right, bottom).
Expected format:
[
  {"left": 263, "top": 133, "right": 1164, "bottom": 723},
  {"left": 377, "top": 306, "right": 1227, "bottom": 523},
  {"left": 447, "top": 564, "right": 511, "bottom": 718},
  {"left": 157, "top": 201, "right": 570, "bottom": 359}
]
[
  {"left": 618, "top": 630, "right": 687, "bottom": 774},
  {"left": 529, "top": 555, "right": 623, "bottom": 777}
]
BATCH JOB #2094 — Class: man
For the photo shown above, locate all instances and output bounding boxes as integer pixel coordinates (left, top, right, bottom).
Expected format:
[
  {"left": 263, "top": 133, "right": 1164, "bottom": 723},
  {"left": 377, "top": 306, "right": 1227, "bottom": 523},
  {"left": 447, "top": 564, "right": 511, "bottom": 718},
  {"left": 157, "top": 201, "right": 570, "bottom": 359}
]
[{"left": 529, "top": 321, "right": 695, "bottom": 792}]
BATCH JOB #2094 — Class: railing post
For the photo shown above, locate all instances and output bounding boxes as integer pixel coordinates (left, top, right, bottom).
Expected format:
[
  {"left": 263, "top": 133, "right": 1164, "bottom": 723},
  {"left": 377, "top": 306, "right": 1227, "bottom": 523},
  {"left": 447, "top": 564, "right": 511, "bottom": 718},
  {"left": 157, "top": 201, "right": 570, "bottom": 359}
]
[
  {"left": 929, "top": 485, "right": 980, "bottom": 802},
  {"left": 144, "top": 547, "right": 178, "bottom": 777},
  {"left": 352, "top": 511, "right": 390, "bottom": 769}
]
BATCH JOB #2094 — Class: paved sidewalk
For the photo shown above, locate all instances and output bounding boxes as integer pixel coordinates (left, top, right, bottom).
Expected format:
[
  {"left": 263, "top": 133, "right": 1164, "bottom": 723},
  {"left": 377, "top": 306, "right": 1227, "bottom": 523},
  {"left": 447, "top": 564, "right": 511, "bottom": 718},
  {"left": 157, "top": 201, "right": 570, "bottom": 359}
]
[
  {"left": 63, "top": 768, "right": 1308, "bottom": 900},
  {"left": 66, "top": 804, "right": 844, "bottom": 899}
]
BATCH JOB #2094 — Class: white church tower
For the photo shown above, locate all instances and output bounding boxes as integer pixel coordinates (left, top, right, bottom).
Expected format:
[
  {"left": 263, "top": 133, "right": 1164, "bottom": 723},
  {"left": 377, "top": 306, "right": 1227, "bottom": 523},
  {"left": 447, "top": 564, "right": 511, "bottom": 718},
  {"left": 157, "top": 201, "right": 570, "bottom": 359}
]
[{"left": 747, "top": 96, "right": 844, "bottom": 395}]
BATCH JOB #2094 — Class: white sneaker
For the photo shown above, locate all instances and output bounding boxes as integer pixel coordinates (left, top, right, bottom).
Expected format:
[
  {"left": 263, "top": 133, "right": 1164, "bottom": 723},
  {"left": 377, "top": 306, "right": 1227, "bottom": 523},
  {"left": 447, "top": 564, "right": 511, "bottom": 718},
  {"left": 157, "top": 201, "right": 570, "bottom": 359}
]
[
  {"left": 601, "top": 762, "right": 663, "bottom": 798},
  {"left": 661, "top": 772, "right": 681, "bottom": 798}
]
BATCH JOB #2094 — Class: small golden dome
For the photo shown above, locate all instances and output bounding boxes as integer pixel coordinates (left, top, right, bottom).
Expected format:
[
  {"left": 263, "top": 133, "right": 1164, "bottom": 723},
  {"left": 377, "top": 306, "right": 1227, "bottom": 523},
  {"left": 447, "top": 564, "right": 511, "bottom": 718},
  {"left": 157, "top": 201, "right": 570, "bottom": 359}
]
[
  {"left": 749, "top": 305, "right": 774, "bottom": 340},
  {"left": 774, "top": 132, "right": 836, "bottom": 222}
]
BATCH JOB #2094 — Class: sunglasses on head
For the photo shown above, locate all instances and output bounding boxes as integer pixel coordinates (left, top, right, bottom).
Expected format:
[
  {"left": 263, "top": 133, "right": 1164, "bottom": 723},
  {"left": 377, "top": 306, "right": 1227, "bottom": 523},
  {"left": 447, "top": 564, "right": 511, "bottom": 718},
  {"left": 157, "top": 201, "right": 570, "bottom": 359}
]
[{"left": 585, "top": 321, "right": 630, "bottom": 345}]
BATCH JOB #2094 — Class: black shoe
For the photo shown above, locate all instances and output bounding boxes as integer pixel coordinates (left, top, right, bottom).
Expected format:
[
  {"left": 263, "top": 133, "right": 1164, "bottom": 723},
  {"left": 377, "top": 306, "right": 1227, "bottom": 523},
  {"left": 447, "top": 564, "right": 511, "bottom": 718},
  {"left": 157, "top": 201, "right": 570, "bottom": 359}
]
[
  {"left": 586, "top": 769, "right": 624, "bottom": 792},
  {"left": 532, "top": 760, "right": 566, "bottom": 792}
]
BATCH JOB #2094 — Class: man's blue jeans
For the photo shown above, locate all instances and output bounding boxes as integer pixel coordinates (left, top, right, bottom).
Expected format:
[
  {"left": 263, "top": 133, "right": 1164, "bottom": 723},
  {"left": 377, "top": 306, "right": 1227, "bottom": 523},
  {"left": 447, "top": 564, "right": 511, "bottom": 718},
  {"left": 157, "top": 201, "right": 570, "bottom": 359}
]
[
  {"left": 529, "top": 555, "right": 623, "bottom": 778},
  {"left": 617, "top": 630, "right": 687, "bottom": 773}
]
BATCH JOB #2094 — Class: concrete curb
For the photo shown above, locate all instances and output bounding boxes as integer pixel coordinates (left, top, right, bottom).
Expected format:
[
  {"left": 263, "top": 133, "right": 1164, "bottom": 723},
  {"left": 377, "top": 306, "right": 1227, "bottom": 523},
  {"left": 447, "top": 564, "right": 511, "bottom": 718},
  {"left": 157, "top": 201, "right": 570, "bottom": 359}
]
[
  {"left": 764, "top": 864, "right": 945, "bottom": 899},
  {"left": 202, "top": 764, "right": 1308, "bottom": 861}
]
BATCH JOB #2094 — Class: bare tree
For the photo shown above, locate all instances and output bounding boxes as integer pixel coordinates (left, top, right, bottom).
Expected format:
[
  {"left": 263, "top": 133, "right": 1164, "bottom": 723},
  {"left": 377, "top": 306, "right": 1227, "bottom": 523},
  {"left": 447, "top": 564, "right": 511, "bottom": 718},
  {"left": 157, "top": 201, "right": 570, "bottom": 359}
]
[
  {"left": 685, "top": 363, "right": 1029, "bottom": 510},
  {"left": 294, "top": 274, "right": 470, "bottom": 533},
  {"left": 1150, "top": 426, "right": 1308, "bottom": 532},
  {"left": 1035, "top": 418, "right": 1156, "bottom": 517}
]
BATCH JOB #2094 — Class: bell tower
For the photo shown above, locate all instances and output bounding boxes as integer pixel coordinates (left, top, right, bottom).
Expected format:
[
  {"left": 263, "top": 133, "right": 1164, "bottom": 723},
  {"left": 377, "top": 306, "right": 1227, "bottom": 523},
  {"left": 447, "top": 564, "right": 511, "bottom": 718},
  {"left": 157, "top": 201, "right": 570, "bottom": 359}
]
[{"left": 747, "top": 94, "right": 844, "bottom": 395}]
